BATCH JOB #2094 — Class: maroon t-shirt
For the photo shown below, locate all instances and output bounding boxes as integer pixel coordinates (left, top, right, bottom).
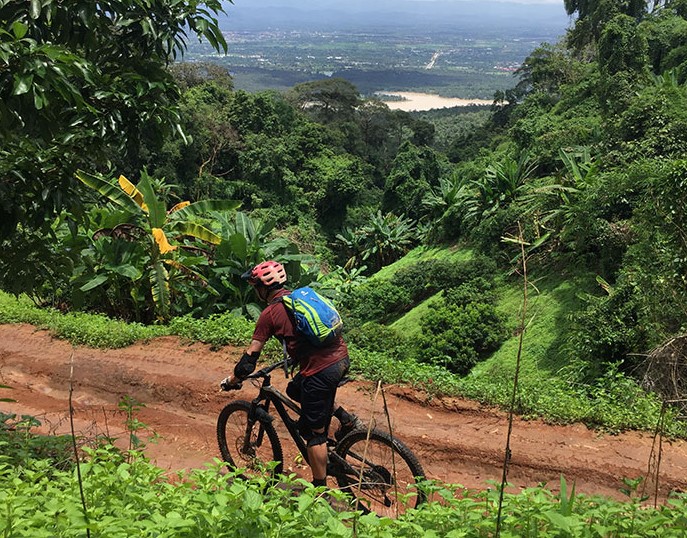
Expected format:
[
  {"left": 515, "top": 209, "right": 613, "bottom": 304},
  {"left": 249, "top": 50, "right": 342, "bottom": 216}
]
[{"left": 251, "top": 288, "right": 348, "bottom": 376}]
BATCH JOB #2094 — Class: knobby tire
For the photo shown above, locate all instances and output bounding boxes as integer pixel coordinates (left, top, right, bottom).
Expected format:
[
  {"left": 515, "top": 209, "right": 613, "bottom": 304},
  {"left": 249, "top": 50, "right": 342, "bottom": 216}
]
[
  {"left": 216, "top": 400, "right": 284, "bottom": 479},
  {"left": 334, "top": 429, "right": 426, "bottom": 517}
]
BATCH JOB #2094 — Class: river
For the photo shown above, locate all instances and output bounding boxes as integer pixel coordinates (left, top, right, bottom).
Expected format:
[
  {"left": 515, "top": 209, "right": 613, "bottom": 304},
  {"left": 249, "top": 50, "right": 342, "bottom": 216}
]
[{"left": 375, "top": 91, "right": 492, "bottom": 112}]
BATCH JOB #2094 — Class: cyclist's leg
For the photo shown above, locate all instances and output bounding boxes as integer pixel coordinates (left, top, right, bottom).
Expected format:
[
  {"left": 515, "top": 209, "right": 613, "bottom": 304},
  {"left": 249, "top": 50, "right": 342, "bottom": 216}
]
[
  {"left": 327, "top": 357, "right": 364, "bottom": 435},
  {"left": 328, "top": 356, "right": 351, "bottom": 423},
  {"left": 286, "top": 372, "right": 303, "bottom": 402},
  {"left": 299, "top": 359, "right": 347, "bottom": 484}
]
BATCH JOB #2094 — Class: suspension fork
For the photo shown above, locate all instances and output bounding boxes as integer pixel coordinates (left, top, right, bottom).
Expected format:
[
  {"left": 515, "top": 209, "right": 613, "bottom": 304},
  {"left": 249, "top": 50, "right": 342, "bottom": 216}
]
[{"left": 242, "top": 395, "right": 272, "bottom": 453}]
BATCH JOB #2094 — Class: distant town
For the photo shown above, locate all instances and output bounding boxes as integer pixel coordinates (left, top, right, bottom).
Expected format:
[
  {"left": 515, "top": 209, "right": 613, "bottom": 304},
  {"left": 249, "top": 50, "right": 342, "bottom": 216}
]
[{"left": 186, "top": 29, "right": 549, "bottom": 98}]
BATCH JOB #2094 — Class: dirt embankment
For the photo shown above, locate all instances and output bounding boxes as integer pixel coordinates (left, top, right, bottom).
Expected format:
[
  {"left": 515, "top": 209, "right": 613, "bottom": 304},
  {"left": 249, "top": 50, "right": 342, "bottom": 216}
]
[{"left": 2, "top": 323, "right": 687, "bottom": 502}]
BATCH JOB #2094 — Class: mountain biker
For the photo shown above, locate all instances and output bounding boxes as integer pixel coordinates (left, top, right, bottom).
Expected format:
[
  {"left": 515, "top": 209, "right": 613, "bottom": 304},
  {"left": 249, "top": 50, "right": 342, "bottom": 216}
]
[{"left": 221, "top": 260, "right": 362, "bottom": 488}]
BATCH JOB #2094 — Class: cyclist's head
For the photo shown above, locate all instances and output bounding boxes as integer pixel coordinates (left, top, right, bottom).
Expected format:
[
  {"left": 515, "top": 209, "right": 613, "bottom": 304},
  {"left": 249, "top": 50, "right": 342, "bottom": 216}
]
[{"left": 242, "top": 261, "right": 287, "bottom": 301}]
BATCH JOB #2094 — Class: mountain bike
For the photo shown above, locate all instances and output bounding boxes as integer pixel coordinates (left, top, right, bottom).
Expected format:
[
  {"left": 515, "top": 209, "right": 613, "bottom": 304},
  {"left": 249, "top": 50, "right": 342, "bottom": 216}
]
[{"left": 217, "top": 358, "right": 426, "bottom": 517}]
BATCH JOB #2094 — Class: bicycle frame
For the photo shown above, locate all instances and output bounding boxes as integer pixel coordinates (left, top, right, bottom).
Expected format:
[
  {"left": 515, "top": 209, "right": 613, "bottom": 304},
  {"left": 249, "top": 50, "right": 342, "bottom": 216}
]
[
  {"left": 247, "top": 371, "right": 312, "bottom": 466},
  {"left": 239, "top": 360, "right": 357, "bottom": 479},
  {"left": 223, "top": 360, "right": 427, "bottom": 516}
]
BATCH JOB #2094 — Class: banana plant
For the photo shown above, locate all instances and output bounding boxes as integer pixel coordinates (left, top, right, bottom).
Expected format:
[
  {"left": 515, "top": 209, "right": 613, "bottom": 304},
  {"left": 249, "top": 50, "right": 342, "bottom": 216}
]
[
  {"left": 209, "top": 211, "right": 317, "bottom": 318},
  {"left": 76, "top": 169, "right": 240, "bottom": 320}
]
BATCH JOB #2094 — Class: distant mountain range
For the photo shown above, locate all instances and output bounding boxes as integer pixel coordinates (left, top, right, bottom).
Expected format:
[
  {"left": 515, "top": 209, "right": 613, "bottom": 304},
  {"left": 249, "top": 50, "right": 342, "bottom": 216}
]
[{"left": 221, "top": 0, "right": 570, "bottom": 38}]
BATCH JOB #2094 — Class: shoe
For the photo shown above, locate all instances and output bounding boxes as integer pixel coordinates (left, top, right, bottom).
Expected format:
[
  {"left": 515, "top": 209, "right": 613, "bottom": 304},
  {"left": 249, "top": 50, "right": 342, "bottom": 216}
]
[{"left": 334, "top": 414, "right": 365, "bottom": 441}]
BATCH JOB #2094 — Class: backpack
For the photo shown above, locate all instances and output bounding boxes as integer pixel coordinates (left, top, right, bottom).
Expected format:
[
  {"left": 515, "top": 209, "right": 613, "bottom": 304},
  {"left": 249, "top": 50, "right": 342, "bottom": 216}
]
[{"left": 282, "top": 287, "right": 343, "bottom": 347}]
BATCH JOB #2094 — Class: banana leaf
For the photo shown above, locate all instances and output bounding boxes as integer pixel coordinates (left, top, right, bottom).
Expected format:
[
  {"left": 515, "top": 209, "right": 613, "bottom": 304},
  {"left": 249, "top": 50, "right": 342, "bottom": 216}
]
[
  {"left": 136, "top": 174, "right": 166, "bottom": 229},
  {"left": 150, "top": 261, "right": 170, "bottom": 321},
  {"left": 170, "top": 199, "right": 240, "bottom": 221},
  {"left": 79, "top": 274, "right": 109, "bottom": 292},
  {"left": 168, "top": 221, "right": 222, "bottom": 245},
  {"left": 75, "top": 170, "right": 142, "bottom": 214},
  {"left": 117, "top": 175, "right": 148, "bottom": 211},
  {"left": 152, "top": 228, "right": 178, "bottom": 254}
]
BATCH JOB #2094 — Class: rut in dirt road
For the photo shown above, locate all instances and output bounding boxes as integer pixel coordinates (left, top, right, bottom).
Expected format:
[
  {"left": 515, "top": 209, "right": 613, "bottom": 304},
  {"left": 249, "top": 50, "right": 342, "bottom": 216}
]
[{"left": 2, "top": 323, "right": 687, "bottom": 503}]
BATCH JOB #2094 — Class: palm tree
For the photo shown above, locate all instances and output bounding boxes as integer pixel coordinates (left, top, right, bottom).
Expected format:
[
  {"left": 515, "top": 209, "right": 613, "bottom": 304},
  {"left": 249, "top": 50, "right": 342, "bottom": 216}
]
[
  {"left": 473, "top": 153, "right": 538, "bottom": 220},
  {"left": 422, "top": 173, "right": 470, "bottom": 241}
]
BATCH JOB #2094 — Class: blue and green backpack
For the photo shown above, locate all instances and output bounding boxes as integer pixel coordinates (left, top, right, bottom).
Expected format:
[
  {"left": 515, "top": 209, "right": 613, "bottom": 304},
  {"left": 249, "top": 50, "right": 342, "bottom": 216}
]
[{"left": 282, "top": 287, "right": 343, "bottom": 347}]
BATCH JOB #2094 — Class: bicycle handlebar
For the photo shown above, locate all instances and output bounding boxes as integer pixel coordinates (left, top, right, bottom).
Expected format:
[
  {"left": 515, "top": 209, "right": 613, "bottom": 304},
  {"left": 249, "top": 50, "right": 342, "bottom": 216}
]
[{"left": 220, "top": 357, "right": 296, "bottom": 392}]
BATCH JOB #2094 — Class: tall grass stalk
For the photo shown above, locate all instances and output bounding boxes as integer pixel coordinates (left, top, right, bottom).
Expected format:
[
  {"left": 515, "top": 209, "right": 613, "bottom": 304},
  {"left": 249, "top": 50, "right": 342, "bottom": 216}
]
[{"left": 496, "top": 223, "right": 529, "bottom": 537}]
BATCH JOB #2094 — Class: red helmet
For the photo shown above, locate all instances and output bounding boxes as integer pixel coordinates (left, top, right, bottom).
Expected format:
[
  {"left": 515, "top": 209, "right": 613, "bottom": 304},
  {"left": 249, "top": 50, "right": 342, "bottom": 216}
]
[{"left": 242, "top": 261, "right": 287, "bottom": 288}]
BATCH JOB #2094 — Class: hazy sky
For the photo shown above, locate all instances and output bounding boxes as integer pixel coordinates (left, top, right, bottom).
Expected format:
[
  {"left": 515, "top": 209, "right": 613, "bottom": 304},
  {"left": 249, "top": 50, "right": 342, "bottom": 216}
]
[{"left": 416, "top": 0, "right": 563, "bottom": 3}]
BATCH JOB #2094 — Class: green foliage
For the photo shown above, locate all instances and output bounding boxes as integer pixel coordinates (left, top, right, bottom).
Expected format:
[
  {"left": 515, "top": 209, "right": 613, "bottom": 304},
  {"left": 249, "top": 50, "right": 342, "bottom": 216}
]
[
  {"left": 0, "top": 413, "right": 73, "bottom": 469},
  {"left": 344, "top": 323, "right": 413, "bottom": 360},
  {"left": 612, "top": 81, "right": 687, "bottom": 159},
  {"left": 347, "top": 252, "right": 506, "bottom": 376},
  {"left": 0, "top": 290, "right": 167, "bottom": 348},
  {"left": 168, "top": 312, "right": 255, "bottom": 350},
  {"left": 209, "top": 211, "right": 320, "bottom": 319},
  {"left": 294, "top": 150, "right": 374, "bottom": 232},
  {"left": 415, "top": 280, "right": 507, "bottom": 375},
  {"left": 465, "top": 152, "right": 538, "bottom": 226},
  {"left": 568, "top": 281, "right": 648, "bottom": 368},
  {"left": 394, "top": 256, "right": 499, "bottom": 303},
  {"left": 287, "top": 78, "right": 361, "bottom": 123},
  {"left": 5, "top": 447, "right": 687, "bottom": 537},
  {"left": 0, "top": 0, "right": 227, "bottom": 243},
  {"left": 336, "top": 211, "right": 418, "bottom": 273},
  {"left": 74, "top": 169, "right": 239, "bottom": 321},
  {"left": 343, "top": 280, "right": 412, "bottom": 325},
  {"left": 349, "top": 347, "right": 462, "bottom": 396},
  {"left": 515, "top": 43, "right": 576, "bottom": 96},
  {"left": 6, "top": 0, "right": 687, "bottom": 449},
  {"left": 383, "top": 142, "right": 449, "bottom": 220}
]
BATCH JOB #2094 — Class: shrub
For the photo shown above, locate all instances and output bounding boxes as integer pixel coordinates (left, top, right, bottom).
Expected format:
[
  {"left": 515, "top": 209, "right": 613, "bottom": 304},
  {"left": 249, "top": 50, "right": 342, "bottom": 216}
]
[
  {"left": 415, "top": 301, "right": 507, "bottom": 374},
  {"left": 568, "top": 281, "right": 648, "bottom": 370},
  {"left": 0, "top": 413, "right": 73, "bottom": 470},
  {"left": 344, "top": 322, "right": 412, "bottom": 360},
  {"left": 342, "top": 280, "right": 411, "bottom": 324},
  {"left": 168, "top": 312, "right": 255, "bottom": 350},
  {"left": 394, "top": 256, "right": 499, "bottom": 302}
]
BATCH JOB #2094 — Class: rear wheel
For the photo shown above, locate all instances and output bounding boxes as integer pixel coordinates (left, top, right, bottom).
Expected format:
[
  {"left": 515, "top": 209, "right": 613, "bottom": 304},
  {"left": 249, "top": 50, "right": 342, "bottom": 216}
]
[
  {"left": 333, "top": 429, "right": 426, "bottom": 517},
  {"left": 216, "top": 400, "right": 284, "bottom": 478}
]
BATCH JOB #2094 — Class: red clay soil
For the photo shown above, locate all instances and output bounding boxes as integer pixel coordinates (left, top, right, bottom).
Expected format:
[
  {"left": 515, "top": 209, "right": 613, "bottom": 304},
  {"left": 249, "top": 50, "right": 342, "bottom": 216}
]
[{"left": 2, "top": 323, "right": 687, "bottom": 503}]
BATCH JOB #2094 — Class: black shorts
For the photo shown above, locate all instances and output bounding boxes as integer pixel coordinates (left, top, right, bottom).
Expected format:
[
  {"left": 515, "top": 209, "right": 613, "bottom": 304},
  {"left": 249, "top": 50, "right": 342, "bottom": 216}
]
[{"left": 286, "top": 357, "right": 350, "bottom": 437}]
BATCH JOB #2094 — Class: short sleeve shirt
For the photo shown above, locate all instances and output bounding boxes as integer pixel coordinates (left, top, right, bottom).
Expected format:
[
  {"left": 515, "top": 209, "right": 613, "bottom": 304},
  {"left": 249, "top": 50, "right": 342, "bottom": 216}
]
[{"left": 252, "top": 288, "right": 348, "bottom": 376}]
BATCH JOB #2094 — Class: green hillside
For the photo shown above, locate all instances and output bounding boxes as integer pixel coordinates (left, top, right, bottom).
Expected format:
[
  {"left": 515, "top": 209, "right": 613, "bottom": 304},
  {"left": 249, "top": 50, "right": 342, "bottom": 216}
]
[
  {"left": 347, "top": 246, "right": 674, "bottom": 434},
  {"left": 6, "top": 2, "right": 687, "bottom": 532}
]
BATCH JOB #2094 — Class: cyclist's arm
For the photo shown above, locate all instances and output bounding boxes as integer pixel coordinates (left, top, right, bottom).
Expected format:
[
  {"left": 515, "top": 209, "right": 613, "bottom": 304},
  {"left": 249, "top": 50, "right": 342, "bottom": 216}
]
[
  {"left": 231, "top": 339, "right": 265, "bottom": 380},
  {"left": 246, "top": 339, "right": 265, "bottom": 355}
]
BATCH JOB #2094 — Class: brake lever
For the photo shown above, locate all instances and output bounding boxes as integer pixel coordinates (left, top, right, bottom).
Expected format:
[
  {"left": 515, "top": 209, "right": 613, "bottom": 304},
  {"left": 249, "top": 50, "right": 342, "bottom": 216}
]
[{"left": 219, "top": 376, "right": 243, "bottom": 391}]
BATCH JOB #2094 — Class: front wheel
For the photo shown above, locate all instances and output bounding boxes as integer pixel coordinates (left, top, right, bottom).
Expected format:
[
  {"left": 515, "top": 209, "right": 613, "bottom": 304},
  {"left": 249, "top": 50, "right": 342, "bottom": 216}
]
[
  {"left": 333, "top": 429, "right": 426, "bottom": 517},
  {"left": 216, "top": 400, "right": 284, "bottom": 478}
]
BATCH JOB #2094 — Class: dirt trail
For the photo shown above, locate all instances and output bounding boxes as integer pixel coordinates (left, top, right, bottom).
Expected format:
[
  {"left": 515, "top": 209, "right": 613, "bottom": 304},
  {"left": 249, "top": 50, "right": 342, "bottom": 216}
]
[{"left": 1, "top": 323, "right": 686, "bottom": 502}]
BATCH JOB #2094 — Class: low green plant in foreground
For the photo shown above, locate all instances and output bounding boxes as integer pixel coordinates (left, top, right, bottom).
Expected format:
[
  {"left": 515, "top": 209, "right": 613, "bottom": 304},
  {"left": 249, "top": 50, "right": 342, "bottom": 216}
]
[
  {"left": 1, "top": 447, "right": 687, "bottom": 537},
  {"left": 0, "top": 412, "right": 73, "bottom": 469}
]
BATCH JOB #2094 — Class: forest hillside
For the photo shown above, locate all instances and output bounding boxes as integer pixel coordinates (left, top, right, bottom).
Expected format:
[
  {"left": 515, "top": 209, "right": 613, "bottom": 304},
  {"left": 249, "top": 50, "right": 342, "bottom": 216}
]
[{"left": 3, "top": 0, "right": 687, "bottom": 434}]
